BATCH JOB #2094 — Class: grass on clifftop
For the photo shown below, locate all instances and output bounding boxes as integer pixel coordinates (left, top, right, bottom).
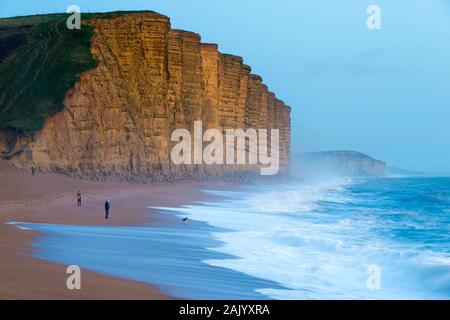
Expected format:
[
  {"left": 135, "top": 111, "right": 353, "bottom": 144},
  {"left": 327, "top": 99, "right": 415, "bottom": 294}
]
[{"left": 0, "top": 14, "right": 98, "bottom": 131}]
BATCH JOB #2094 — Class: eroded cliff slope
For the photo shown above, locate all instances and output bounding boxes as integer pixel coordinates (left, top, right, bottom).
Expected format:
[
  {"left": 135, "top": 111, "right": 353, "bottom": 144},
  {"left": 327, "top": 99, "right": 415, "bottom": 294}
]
[{"left": 0, "top": 12, "right": 291, "bottom": 180}]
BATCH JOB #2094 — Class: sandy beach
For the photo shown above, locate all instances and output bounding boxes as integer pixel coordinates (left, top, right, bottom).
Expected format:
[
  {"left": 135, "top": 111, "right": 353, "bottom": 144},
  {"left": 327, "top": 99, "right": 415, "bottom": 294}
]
[{"left": 0, "top": 161, "right": 233, "bottom": 299}]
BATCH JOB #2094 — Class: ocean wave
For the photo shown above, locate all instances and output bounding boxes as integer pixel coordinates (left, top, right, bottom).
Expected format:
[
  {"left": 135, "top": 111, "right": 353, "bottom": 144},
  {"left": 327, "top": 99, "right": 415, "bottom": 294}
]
[{"left": 166, "top": 177, "right": 450, "bottom": 299}]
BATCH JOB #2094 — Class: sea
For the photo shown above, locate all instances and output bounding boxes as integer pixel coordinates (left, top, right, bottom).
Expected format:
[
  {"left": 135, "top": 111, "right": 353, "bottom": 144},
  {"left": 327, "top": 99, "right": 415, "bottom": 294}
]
[{"left": 11, "top": 176, "right": 450, "bottom": 299}]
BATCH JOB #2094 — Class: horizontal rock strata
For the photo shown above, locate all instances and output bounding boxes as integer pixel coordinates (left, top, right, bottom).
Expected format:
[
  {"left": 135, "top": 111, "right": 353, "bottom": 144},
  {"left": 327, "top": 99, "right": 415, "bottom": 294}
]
[{"left": 1, "top": 12, "right": 291, "bottom": 180}]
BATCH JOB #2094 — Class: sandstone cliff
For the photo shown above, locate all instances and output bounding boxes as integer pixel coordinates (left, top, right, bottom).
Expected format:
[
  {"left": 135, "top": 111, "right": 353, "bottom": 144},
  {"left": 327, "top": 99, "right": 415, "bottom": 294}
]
[
  {"left": 0, "top": 12, "right": 291, "bottom": 181},
  {"left": 292, "top": 151, "right": 386, "bottom": 178}
]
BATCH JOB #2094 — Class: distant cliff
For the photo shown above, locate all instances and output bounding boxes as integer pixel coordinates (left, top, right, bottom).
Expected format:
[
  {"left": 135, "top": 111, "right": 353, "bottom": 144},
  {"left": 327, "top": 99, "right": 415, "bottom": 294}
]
[
  {"left": 292, "top": 151, "right": 386, "bottom": 177},
  {"left": 0, "top": 12, "right": 291, "bottom": 180}
]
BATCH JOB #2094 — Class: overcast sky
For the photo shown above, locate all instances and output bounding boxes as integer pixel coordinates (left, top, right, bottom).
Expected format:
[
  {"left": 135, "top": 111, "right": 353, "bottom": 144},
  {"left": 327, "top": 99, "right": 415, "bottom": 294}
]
[{"left": 1, "top": 0, "right": 449, "bottom": 172}]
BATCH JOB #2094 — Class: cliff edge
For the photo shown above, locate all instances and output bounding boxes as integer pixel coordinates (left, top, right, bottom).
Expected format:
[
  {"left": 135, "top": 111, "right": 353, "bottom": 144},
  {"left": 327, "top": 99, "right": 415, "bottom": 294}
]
[{"left": 0, "top": 12, "right": 291, "bottom": 181}]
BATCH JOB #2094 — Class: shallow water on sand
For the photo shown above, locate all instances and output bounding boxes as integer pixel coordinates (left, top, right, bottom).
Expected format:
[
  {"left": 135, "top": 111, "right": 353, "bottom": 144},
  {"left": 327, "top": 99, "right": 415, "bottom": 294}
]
[{"left": 13, "top": 176, "right": 450, "bottom": 299}]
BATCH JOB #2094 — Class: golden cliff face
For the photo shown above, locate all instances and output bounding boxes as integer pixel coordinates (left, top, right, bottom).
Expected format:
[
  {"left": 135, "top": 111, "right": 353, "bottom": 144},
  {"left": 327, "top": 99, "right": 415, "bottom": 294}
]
[{"left": 2, "top": 13, "right": 291, "bottom": 180}]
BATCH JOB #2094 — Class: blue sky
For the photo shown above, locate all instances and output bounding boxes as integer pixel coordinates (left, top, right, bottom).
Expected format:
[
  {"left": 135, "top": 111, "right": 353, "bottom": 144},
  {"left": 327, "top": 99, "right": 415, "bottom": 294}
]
[{"left": 1, "top": 0, "right": 449, "bottom": 172}]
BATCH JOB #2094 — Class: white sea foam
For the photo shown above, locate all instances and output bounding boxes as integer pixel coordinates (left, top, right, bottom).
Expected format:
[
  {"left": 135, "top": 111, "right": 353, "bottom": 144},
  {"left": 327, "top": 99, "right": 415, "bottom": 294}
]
[
  {"left": 6, "top": 221, "right": 34, "bottom": 230},
  {"left": 153, "top": 177, "right": 450, "bottom": 299},
  {"left": 17, "top": 226, "right": 33, "bottom": 230}
]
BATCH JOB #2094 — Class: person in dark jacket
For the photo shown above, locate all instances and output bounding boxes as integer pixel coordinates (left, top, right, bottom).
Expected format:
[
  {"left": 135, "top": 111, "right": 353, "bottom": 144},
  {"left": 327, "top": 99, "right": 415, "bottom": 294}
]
[
  {"left": 76, "top": 191, "right": 82, "bottom": 207},
  {"left": 104, "top": 199, "right": 110, "bottom": 219}
]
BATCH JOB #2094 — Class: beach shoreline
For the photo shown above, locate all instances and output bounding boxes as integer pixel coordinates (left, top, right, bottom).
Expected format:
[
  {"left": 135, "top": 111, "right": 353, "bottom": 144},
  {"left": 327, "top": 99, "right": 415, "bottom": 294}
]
[{"left": 0, "top": 162, "right": 235, "bottom": 300}]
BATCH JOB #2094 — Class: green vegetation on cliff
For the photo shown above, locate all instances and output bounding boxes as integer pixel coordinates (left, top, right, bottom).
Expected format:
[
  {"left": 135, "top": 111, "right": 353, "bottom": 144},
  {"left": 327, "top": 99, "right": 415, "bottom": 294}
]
[{"left": 0, "top": 14, "right": 98, "bottom": 131}]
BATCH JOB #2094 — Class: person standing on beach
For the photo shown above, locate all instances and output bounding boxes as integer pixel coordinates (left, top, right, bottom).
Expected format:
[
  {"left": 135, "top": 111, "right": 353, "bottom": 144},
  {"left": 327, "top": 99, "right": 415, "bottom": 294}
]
[
  {"left": 76, "top": 191, "right": 82, "bottom": 207},
  {"left": 31, "top": 164, "right": 36, "bottom": 176},
  {"left": 104, "top": 199, "right": 110, "bottom": 219}
]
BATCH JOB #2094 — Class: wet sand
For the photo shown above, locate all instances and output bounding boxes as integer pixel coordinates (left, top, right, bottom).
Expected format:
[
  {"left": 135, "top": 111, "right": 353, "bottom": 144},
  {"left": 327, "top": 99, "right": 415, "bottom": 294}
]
[{"left": 0, "top": 162, "right": 233, "bottom": 299}]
